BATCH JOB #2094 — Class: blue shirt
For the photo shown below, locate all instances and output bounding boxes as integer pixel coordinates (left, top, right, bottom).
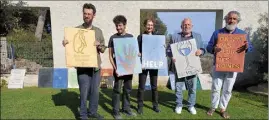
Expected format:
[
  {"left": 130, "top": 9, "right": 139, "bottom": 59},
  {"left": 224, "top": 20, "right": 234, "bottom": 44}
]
[
  {"left": 207, "top": 27, "right": 253, "bottom": 54},
  {"left": 206, "top": 27, "right": 253, "bottom": 65}
]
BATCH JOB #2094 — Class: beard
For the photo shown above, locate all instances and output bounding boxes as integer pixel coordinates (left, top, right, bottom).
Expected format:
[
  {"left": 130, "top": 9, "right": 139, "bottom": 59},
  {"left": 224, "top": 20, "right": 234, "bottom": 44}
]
[
  {"left": 182, "top": 30, "right": 191, "bottom": 35},
  {"left": 225, "top": 23, "right": 237, "bottom": 31},
  {"left": 83, "top": 18, "right": 93, "bottom": 25}
]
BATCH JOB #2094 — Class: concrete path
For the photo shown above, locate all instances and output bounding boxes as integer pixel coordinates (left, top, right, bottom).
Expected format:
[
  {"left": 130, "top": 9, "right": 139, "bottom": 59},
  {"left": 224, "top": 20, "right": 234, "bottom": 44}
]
[{"left": 247, "top": 83, "right": 268, "bottom": 96}]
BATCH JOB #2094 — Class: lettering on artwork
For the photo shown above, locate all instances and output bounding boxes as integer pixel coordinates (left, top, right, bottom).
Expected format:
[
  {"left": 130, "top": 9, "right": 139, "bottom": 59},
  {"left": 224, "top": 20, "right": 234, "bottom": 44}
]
[
  {"left": 216, "top": 64, "right": 240, "bottom": 69},
  {"left": 217, "top": 57, "right": 230, "bottom": 62},
  {"left": 216, "top": 34, "right": 246, "bottom": 72},
  {"left": 178, "top": 69, "right": 201, "bottom": 77},
  {"left": 219, "top": 36, "right": 243, "bottom": 42},
  {"left": 74, "top": 55, "right": 92, "bottom": 62},
  {"left": 143, "top": 61, "right": 164, "bottom": 68}
]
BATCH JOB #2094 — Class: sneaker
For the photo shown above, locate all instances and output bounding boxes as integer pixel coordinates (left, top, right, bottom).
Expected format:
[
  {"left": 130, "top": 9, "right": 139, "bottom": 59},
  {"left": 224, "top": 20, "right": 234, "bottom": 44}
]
[
  {"left": 112, "top": 112, "right": 122, "bottom": 120},
  {"left": 153, "top": 106, "right": 161, "bottom": 113},
  {"left": 123, "top": 110, "right": 137, "bottom": 117},
  {"left": 175, "top": 106, "right": 182, "bottom": 114},
  {"left": 188, "top": 107, "right": 197, "bottom": 115},
  {"left": 88, "top": 113, "right": 104, "bottom": 120}
]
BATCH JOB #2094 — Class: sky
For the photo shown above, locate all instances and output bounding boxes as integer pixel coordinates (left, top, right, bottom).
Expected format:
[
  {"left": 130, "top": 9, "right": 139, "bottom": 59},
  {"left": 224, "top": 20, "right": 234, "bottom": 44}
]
[{"left": 157, "top": 12, "right": 216, "bottom": 45}]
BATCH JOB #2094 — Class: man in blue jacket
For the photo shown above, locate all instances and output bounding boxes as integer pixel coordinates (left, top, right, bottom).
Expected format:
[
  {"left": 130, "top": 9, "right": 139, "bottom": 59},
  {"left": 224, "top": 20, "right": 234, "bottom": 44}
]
[
  {"left": 206, "top": 11, "right": 253, "bottom": 119},
  {"left": 168, "top": 18, "right": 206, "bottom": 115}
]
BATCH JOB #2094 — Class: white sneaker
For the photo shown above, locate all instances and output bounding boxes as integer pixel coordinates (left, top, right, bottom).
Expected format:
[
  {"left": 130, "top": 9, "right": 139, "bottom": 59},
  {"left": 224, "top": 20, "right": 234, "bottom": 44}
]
[
  {"left": 188, "top": 107, "right": 197, "bottom": 115},
  {"left": 175, "top": 106, "right": 182, "bottom": 114}
]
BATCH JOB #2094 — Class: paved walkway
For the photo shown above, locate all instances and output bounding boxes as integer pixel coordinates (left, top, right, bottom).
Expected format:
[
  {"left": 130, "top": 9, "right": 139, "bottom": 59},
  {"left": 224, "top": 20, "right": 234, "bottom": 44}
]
[{"left": 247, "top": 83, "right": 268, "bottom": 96}]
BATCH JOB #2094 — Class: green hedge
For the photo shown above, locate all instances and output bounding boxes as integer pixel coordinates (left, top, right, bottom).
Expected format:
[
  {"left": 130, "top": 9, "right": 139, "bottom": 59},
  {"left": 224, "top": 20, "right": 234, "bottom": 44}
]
[{"left": 6, "top": 28, "right": 53, "bottom": 67}]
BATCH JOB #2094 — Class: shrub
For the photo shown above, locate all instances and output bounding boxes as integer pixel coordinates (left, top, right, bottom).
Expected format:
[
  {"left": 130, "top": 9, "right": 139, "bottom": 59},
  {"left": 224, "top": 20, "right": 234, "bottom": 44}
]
[
  {"left": 251, "top": 13, "right": 268, "bottom": 82},
  {"left": 6, "top": 28, "right": 53, "bottom": 67},
  {"left": 0, "top": 79, "right": 8, "bottom": 88},
  {"left": 200, "top": 54, "right": 214, "bottom": 74}
]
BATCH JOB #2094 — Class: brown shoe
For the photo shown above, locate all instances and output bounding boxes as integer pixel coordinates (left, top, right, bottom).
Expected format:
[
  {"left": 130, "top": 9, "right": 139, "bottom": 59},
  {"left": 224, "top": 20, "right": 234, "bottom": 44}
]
[
  {"left": 220, "top": 111, "right": 230, "bottom": 119},
  {"left": 207, "top": 108, "right": 215, "bottom": 116}
]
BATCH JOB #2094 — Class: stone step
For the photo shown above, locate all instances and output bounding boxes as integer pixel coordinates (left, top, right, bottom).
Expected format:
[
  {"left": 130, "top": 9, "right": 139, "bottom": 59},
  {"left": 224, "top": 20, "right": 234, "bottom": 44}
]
[{"left": 247, "top": 84, "right": 268, "bottom": 96}]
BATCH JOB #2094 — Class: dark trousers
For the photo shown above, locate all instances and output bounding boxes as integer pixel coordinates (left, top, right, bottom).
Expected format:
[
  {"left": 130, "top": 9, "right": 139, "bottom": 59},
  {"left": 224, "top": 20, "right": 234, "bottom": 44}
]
[
  {"left": 137, "top": 69, "right": 159, "bottom": 108},
  {"left": 112, "top": 71, "right": 133, "bottom": 114},
  {"left": 77, "top": 68, "right": 101, "bottom": 117}
]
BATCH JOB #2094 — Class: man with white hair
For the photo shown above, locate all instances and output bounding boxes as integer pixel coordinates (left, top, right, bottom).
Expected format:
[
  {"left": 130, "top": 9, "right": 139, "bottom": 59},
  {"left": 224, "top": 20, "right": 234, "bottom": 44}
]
[
  {"left": 167, "top": 18, "right": 206, "bottom": 115},
  {"left": 206, "top": 11, "right": 253, "bottom": 119}
]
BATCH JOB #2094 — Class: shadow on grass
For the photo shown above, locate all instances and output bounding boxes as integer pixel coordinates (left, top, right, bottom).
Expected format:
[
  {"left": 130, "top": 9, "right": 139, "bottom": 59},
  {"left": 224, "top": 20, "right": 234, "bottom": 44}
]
[
  {"left": 51, "top": 88, "right": 116, "bottom": 119},
  {"left": 99, "top": 87, "right": 210, "bottom": 113},
  {"left": 129, "top": 89, "right": 177, "bottom": 111},
  {"left": 99, "top": 88, "right": 113, "bottom": 116},
  {"left": 99, "top": 87, "right": 177, "bottom": 112},
  {"left": 51, "top": 89, "right": 80, "bottom": 120}
]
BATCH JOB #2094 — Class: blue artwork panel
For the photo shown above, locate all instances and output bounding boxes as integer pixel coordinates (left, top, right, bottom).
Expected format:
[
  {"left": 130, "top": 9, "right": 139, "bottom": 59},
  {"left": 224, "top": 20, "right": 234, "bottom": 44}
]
[
  {"left": 53, "top": 68, "right": 68, "bottom": 89},
  {"left": 142, "top": 35, "right": 166, "bottom": 69}
]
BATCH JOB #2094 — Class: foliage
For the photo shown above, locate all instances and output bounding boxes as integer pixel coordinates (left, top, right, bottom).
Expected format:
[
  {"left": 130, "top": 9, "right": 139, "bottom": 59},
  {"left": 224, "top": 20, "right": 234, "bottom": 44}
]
[
  {"left": 6, "top": 28, "right": 53, "bottom": 67},
  {"left": 0, "top": 79, "right": 8, "bottom": 88},
  {"left": 200, "top": 54, "right": 214, "bottom": 74},
  {"left": 1, "top": 1, "right": 53, "bottom": 67},
  {"left": 0, "top": 0, "right": 40, "bottom": 35},
  {"left": 252, "top": 12, "right": 268, "bottom": 82},
  {"left": 140, "top": 10, "right": 167, "bottom": 35},
  {"left": 165, "top": 33, "right": 172, "bottom": 48}
]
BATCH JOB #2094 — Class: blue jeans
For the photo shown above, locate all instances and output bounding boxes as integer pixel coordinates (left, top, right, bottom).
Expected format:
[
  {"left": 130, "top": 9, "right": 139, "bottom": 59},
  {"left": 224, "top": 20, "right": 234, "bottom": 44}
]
[
  {"left": 175, "top": 74, "right": 197, "bottom": 107},
  {"left": 77, "top": 68, "right": 101, "bottom": 117}
]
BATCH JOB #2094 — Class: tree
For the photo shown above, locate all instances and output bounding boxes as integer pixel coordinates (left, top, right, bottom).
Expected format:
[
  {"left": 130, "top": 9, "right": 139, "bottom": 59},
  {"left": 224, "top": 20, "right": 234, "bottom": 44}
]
[
  {"left": 140, "top": 10, "right": 167, "bottom": 35},
  {"left": 1, "top": 1, "right": 53, "bottom": 68},
  {"left": 252, "top": 12, "right": 268, "bottom": 82},
  {"left": 165, "top": 33, "right": 172, "bottom": 46},
  {"left": 0, "top": 0, "right": 40, "bottom": 35},
  {"left": 0, "top": 0, "right": 26, "bottom": 35},
  {"left": 35, "top": 9, "right": 47, "bottom": 41}
]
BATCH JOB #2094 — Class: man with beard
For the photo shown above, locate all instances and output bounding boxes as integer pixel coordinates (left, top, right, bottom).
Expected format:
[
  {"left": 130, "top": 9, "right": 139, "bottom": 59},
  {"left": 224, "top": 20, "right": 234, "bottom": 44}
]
[
  {"left": 206, "top": 11, "right": 253, "bottom": 119},
  {"left": 62, "top": 3, "right": 106, "bottom": 120}
]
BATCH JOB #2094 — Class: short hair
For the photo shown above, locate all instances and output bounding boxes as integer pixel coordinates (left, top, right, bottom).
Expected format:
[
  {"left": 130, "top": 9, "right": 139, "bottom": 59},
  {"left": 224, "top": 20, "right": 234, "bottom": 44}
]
[
  {"left": 143, "top": 17, "right": 156, "bottom": 26},
  {"left": 113, "top": 15, "right": 127, "bottom": 25},
  {"left": 181, "top": 18, "right": 192, "bottom": 27},
  {"left": 82, "top": 3, "right": 96, "bottom": 14},
  {"left": 224, "top": 11, "right": 242, "bottom": 23}
]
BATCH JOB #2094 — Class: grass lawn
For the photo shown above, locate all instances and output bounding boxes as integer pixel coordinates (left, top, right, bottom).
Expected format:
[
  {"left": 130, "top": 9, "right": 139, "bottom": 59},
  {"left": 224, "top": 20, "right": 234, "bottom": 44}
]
[{"left": 1, "top": 86, "right": 268, "bottom": 119}]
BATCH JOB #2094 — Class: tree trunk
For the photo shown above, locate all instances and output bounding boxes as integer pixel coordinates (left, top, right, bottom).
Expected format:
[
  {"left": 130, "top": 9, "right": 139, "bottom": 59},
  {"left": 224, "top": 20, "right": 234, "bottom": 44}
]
[{"left": 35, "top": 9, "right": 47, "bottom": 41}]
